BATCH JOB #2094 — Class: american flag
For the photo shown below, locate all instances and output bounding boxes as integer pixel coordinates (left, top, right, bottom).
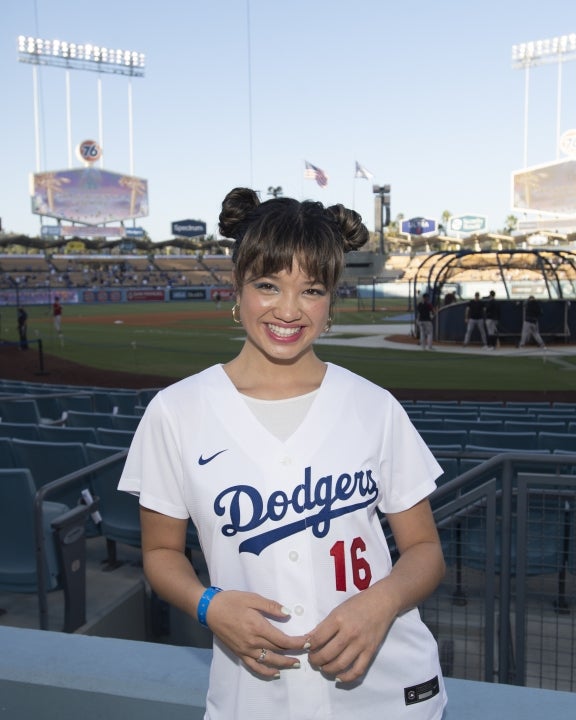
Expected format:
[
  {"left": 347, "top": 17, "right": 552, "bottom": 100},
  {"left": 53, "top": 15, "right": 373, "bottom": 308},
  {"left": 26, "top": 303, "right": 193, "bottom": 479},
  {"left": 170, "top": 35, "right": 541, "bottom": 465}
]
[
  {"left": 354, "top": 161, "right": 374, "bottom": 180},
  {"left": 304, "top": 160, "right": 328, "bottom": 188}
]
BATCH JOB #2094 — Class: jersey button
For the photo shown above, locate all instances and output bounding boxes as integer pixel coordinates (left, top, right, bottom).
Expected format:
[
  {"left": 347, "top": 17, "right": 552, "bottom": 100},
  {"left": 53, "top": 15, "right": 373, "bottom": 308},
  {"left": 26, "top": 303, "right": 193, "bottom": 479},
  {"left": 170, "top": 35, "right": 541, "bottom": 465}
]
[
  {"left": 294, "top": 605, "right": 304, "bottom": 616},
  {"left": 280, "top": 456, "right": 292, "bottom": 466},
  {"left": 288, "top": 550, "right": 299, "bottom": 562}
]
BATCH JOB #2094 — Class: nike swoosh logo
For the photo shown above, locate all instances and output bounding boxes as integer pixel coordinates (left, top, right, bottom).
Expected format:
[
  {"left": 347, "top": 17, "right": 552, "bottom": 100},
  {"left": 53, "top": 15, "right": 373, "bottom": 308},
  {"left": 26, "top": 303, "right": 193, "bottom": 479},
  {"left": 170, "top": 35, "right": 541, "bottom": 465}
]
[{"left": 198, "top": 449, "right": 228, "bottom": 465}]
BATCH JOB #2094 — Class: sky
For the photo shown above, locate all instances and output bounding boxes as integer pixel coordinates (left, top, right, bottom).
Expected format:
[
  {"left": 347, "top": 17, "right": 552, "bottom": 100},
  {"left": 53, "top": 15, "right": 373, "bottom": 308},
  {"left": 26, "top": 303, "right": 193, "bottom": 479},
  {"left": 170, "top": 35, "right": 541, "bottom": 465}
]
[{"left": 2, "top": 0, "right": 576, "bottom": 242}]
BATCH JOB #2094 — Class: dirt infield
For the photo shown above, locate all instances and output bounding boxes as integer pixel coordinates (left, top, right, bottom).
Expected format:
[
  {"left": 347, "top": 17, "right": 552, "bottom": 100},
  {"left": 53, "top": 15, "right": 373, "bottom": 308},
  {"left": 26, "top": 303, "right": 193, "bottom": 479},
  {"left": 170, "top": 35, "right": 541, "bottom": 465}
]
[
  {"left": 62, "top": 309, "right": 225, "bottom": 327},
  {"left": 0, "top": 344, "right": 176, "bottom": 390}
]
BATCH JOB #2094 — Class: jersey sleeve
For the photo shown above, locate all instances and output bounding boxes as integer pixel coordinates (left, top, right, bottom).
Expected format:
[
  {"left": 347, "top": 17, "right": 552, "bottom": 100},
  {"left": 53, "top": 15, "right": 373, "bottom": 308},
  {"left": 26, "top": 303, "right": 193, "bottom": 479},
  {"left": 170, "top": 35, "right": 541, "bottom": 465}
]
[
  {"left": 377, "top": 396, "right": 443, "bottom": 515},
  {"left": 117, "top": 392, "right": 190, "bottom": 519}
]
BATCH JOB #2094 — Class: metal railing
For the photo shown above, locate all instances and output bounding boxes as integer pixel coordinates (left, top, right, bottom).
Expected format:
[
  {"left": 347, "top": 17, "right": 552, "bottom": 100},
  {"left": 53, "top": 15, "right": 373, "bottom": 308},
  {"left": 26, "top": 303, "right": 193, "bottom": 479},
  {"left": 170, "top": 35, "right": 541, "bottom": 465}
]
[
  {"left": 392, "top": 452, "right": 576, "bottom": 690},
  {"left": 33, "top": 450, "right": 128, "bottom": 631}
]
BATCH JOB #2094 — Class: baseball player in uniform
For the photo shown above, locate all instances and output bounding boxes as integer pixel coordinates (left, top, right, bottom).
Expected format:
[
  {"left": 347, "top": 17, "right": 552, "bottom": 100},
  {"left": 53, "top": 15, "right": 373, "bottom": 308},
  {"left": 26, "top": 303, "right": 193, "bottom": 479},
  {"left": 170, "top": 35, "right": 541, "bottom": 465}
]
[{"left": 118, "top": 188, "right": 447, "bottom": 720}]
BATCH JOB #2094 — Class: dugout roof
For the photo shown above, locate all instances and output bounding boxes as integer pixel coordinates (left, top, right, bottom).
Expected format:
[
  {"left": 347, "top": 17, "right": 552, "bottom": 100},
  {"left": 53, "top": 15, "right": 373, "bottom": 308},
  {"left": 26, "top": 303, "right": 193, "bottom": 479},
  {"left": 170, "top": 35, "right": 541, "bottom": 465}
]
[{"left": 413, "top": 249, "right": 576, "bottom": 303}]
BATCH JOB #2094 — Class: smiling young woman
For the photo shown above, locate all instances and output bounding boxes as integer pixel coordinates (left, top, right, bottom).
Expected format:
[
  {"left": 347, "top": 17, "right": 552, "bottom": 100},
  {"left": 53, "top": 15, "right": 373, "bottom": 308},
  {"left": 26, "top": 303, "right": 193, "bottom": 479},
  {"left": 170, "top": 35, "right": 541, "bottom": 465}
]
[
  {"left": 119, "top": 188, "right": 448, "bottom": 720},
  {"left": 227, "top": 266, "right": 332, "bottom": 396}
]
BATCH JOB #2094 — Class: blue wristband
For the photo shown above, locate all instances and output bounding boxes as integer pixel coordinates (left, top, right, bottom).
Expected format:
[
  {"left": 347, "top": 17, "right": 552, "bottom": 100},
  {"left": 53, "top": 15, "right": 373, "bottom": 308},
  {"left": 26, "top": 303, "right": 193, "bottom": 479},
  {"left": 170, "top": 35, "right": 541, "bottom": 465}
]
[{"left": 197, "top": 586, "right": 222, "bottom": 627}]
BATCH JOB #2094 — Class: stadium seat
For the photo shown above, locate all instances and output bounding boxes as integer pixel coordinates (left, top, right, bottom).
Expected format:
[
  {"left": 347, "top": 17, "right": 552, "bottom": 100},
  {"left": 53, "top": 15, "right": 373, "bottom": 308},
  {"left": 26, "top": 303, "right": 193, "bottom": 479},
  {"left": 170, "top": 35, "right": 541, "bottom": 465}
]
[
  {"left": 0, "top": 468, "right": 68, "bottom": 593},
  {"left": 443, "top": 419, "right": 504, "bottom": 432},
  {"left": 479, "top": 411, "right": 537, "bottom": 422},
  {"left": 536, "top": 412, "right": 576, "bottom": 423},
  {"left": 505, "top": 401, "right": 551, "bottom": 409},
  {"left": 65, "top": 410, "right": 116, "bottom": 429},
  {"left": 137, "top": 388, "right": 160, "bottom": 407},
  {"left": 464, "top": 445, "right": 546, "bottom": 455},
  {"left": 505, "top": 421, "right": 565, "bottom": 433},
  {"left": 430, "top": 444, "right": 464, "bottom": 454},
  {"left": 537, "top": 432, "right": 575, "bottom": 453},
  {"left": 110, "top": 414, "right": 141, "bottom": 432},
  {"left": 85, "top": 444, "right": 200, "bottom": 569},
  {"left": 458, "top": 491, "right": 568, "bottom": 579},
  {"left": 0, "top": 438, "right": 16, "bottom": 467},
  {"left": 570, "top": 503, "right": 576, "bottom": 577},
  {"left": 424, "top": 410, "right": 478, "bottom": 422},
  {"left": 85, "top": 444, "right": 140, "bottom": 569},
  {"left": 89, "top": 390, "right": 140, "bottom": 415},
  {"left": 96, "top": 428, "right": 134, "bottom": 448},
  {"left": 57, "top": 395, "right": 95, "bottom": 414},
  {"left": 0, "top": 398, "right": 54, "bottom": 425},
  {"left": 108, "top": 392, "right": 141, "bottom": 415},
  {"left": 436, "top": 458, "right": 460, "bottom": 484},
  {"left": 37, "top": 425, "right": 99, "bottom": 444},
  {"left": 466, "top": 430, "right": 537, "bottom": 451},
  {"left": 419, "top": 429, "right": 468, "bottom": 449},
  {"left": 9, "top": 439, "right": 90, "bottom": 509},
  {"left": 0, "top": 422, "right": 40, "bottom": 441},
  {"left": 412, "top": 418, "right": 445, "bottom": 431}
]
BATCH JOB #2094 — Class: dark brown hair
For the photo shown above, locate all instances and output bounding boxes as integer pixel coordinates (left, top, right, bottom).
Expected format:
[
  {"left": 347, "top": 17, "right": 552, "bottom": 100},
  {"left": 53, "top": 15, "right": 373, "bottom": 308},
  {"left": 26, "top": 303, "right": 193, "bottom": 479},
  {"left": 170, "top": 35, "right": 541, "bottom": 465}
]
[{"left": 218, "top": 187, "right": 368, "bottom": 291}]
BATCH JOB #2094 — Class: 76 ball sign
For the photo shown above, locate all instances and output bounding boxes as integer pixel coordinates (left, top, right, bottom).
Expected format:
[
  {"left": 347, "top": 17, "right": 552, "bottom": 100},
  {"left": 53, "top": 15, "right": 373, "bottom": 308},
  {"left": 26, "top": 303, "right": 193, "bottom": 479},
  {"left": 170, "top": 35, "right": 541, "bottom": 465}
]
[{"left": 77, "top": 139, "right": 102, "bottom": 164}]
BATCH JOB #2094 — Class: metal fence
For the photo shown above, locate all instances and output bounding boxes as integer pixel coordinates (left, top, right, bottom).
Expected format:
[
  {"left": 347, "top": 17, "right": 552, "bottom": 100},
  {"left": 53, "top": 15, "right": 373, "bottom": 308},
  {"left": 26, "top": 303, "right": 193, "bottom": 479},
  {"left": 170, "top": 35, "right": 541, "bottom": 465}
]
[{"left": 389, "top": 453, "right": 576, "bottom": 691}]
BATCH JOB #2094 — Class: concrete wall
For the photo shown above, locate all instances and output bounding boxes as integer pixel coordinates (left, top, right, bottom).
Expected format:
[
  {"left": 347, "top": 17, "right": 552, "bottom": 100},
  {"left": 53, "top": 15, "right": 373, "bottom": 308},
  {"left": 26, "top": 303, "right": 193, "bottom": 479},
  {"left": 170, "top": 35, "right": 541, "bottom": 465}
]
[{"left": 1, "top": 626, "right": 575, "bottom": 720}]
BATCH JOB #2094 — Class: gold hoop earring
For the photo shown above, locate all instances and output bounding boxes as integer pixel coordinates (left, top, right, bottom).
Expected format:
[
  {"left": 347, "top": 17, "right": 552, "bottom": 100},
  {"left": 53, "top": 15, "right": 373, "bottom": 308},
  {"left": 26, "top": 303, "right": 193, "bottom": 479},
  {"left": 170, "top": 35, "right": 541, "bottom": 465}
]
[{"left": 232, "top": 304, "right": 241, "bottom": 325}]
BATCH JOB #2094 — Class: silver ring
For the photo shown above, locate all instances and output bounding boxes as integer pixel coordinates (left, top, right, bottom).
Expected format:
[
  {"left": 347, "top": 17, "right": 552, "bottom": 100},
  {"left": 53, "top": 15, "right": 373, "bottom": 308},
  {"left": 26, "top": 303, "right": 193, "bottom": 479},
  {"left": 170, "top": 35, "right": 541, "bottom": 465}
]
[{"left": 256, "top": 648, "right": 268, "bottom": 664}]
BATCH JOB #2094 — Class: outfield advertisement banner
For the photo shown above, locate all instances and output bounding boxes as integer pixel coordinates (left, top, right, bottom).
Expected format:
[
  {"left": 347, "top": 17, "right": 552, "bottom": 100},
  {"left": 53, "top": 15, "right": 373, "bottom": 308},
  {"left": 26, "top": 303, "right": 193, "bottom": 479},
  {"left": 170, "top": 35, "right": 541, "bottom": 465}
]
[
  {"left": 126, "top": 290, "right": 165, "bottom": 302},
  {"left": 83, "top": 290, "right": 124, "bottom": 303},
  {"left": 1, "top": 286, "right": 234, "bottom": 306},
  {"left": 170, "top": 288, "right": 207, "bottom": 301}
]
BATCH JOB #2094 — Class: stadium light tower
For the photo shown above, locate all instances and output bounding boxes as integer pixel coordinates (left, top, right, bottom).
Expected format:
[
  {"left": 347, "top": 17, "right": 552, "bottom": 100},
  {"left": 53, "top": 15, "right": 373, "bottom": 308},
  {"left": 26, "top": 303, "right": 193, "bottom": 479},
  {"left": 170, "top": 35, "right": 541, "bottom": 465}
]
[
  {"left": 18, "top": 36, "right": 146, "bottom": 173},
  {"left": 512, "top": 33, "right": 576, "bottom": 166},
  {"left": 372, "top": 184, "right": 391, "bottom": 255}
]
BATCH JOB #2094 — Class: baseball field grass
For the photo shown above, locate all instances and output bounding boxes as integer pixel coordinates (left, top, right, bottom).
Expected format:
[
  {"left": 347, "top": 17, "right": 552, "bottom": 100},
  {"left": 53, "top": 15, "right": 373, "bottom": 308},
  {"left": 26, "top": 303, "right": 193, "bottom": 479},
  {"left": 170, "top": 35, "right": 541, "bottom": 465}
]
[{"left": 3, "top": 298, "right": 576, "bottom": 393}]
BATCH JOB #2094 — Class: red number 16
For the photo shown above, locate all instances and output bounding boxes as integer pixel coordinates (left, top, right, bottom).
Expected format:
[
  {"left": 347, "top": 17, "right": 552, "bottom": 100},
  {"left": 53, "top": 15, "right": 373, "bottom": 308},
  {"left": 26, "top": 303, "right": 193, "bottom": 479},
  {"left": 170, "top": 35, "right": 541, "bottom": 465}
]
[{"left": 330, "top": 537, "right": 372, "bottom": 592}]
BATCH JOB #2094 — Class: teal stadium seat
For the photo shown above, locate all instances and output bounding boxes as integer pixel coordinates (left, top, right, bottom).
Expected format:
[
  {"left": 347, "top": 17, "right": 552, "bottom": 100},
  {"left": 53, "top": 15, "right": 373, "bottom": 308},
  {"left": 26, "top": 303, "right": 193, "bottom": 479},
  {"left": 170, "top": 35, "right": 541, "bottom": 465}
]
[
  {"left": 96, "top": 428, "right": 134, "bottom": 448},
  {"left": 57, "top": 395, "right": 94, "bottom": 414},
  {"left": 85, "top": 444, "right": 200, "bottom": 569},
  {"left": 504, "top": 421, "right": 565, "bottom": 433},
  {"left": 0, "top": 438, "right": 16, "bottom": 467},
  {"left": 419, "top": 429, "right": 468, "bottom": 449},
  {"left": 0, "top": 422, "right": 40, "bottom": 440},
  {"left": 466, "top": 431, "right": 537, "bottom": 451},
  {"left": 443, "top": 419, "right": 504, "bottom": 432},
  {"left": 9, "top": 439, "right": 89, "bottom": 509},
  {"left": 0, "top": 468, "right": 69, "bottom": 593},
  {"left": 65, "top": 410, "right": 116, "bottom": 429},
  {"left": 537, "top": 432, "right": 575, "bottom": 453},
  {"left": 110, "top": 414, "right": 141, "bottom": 432},
  {"left": 37, "top": 425, "right": 99, "bottom": 444},
  {"left": 0, "top": 398, "right": 44, "bottom": 425}
]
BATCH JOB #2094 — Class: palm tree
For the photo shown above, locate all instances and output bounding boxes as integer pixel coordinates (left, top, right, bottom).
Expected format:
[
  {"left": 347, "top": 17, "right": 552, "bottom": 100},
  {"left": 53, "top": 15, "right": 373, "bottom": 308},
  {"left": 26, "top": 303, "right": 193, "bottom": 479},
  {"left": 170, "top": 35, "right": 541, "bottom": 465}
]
[
  {"left": 387, "top": 212, "right": 404, "bottom": 235},
  {"left": 503, "top": 214, "right": 518, "bottom": 235},
  {"left": 439, "top": 210, "right": 452, "bottom": 235}
]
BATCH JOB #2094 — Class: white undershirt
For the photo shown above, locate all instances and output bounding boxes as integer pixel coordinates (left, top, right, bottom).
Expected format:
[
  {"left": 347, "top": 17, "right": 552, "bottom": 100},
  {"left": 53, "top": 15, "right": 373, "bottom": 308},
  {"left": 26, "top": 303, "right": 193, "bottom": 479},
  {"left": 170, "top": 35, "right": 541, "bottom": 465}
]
[{"left": 241, "top": 389, "right": 319, "bottom": 441}]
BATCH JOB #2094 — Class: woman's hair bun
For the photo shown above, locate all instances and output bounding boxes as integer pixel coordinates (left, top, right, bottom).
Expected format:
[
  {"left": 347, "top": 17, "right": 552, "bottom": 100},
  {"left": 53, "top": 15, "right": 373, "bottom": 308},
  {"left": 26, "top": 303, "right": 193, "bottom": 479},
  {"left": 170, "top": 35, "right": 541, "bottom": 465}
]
[
  {"left": 218, "top": 187, "right": 260, "bottom": 240},
  {"left": 326, "top": 204, "right": 369, "bottom": 252}
]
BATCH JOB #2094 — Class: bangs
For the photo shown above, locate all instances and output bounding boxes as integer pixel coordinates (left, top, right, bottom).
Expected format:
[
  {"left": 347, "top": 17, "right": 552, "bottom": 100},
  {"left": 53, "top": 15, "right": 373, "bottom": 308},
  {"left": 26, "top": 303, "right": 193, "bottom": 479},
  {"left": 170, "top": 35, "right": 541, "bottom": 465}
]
[{"left": 233, "top": 201, "right": 344, "bottom": 290}]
